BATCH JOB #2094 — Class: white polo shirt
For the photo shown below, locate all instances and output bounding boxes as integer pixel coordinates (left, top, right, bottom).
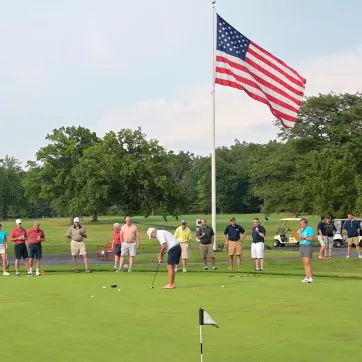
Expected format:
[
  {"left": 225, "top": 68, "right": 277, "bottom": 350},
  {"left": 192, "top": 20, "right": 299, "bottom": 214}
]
[{"left": 156, "top": 230, "right": 179, "bottom": 251}]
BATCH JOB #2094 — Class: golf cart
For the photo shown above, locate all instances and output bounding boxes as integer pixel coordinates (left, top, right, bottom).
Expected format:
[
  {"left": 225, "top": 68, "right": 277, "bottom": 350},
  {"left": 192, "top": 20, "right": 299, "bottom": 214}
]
[
  {"left": 273, "top": 218, "right": 301, "bottom": 247},
  {"left": 332, "top": 219, "right": 362, "bottom": 248}
]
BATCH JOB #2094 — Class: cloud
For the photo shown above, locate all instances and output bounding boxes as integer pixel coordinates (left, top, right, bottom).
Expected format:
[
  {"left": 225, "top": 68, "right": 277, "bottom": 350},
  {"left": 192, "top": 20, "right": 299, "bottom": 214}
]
[{"left": 94, "top": 44, "right": 362, "bottom": 155}]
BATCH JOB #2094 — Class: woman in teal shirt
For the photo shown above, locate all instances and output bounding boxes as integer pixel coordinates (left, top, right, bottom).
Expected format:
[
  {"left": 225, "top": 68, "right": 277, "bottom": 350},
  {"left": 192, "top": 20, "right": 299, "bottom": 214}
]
[
  {"left": 0, "top": 223, "right": 10, "bottom": 276},
  {"left": 298, "top": 218, "right": 314, "bottom": 283}
]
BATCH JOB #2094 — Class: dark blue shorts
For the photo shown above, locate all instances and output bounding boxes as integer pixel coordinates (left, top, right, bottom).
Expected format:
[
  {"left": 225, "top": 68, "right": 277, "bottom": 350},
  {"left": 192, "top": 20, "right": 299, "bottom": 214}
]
[
  {"left": 29, "top": 244, "right": 42, "bottom": 259},
  {"left": 14, "top": 244, "right": 28, "bottom": 260},
  {"left": 168, "top": 245, "right": 181, "bottom": 265}
]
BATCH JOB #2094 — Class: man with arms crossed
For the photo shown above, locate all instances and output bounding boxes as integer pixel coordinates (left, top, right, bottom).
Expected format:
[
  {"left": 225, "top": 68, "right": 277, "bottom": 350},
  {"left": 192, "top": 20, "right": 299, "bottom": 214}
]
[
  {"left": 224, "top": 217, "right": 246, "bottom": 270},
  {"left": 147, "top": 227, "right": 181, "bottom": 289},
  {"left": 343, "top": 213, "right": 361, "bottom": 259},
  {"left": 65, "top": 217, "right": 91, "bottom": 273},
  {"left": 112, "top": 223, "right": 123, "bottom": 270},
  {"left": 251, "top": 218, "right": 266, "bottom": 271},
  {"left": 196, "top": 219, "right": 217, "bottom": 270},
  {"left": 10, "top": 219, "right": 31, "bottom": 276},
  {"left": 28, "top": 221, "right": 45, "bottom": 276},
  {"left": 0, "top": 223, "right": 10, "bottom": 276},
  {"left": 174, "top": 220, "right": 191, "bottom": 272},
  {"left": 118, "top": 216, "right": 140, "bottom": 272}
]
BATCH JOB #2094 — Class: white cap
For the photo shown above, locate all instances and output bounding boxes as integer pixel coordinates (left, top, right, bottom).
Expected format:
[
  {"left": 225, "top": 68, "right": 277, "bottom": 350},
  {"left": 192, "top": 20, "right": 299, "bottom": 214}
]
[
  {"left": 73, "top": 217, "right": 80, "bottom": 223},
  {"left": 147, "top": 228, "right": 157, "bottom": 239},
  {"left": 16, "top": 219, "right": 22, "bottom": 224}
]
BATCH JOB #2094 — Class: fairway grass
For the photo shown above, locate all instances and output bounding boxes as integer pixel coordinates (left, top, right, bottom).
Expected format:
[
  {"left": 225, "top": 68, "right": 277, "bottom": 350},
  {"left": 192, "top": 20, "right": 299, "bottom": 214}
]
[{"left": 1, "top": 272, "right": 361, "bottom": 362}]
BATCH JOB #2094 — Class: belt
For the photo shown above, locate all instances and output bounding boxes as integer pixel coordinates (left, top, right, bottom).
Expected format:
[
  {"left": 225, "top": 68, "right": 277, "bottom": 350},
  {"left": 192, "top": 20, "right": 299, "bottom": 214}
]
[
  {"left": 124, "top": 241, "right": 135, "bottom": 243},
  {"left": 228, "top": 240, "right": 239, "bottom": 242}
]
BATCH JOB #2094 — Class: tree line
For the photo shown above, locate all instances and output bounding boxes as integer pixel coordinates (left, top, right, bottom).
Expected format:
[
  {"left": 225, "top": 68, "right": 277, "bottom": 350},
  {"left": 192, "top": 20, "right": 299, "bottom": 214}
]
[{"left": 1, "top": 91, "right": 362, "bottom": 221}]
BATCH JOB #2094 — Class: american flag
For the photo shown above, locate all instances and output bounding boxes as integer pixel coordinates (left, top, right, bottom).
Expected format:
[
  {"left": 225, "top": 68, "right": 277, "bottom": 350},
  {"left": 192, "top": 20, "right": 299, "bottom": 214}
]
[{"left": 215, "top": 14, "right": 306, "bottom": 128}]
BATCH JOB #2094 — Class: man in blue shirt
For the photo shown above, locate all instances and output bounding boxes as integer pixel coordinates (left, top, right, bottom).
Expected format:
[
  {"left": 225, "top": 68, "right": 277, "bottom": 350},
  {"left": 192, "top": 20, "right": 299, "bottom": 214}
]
[
  {"left": 342, "top": 213, "right": 361, "bottom": 259},
  {"left": 0, "top": 223, "right": 10, "bottom": 276},
  {"left": 251, "top": 218, "right": 266, "bottom": 271},
  {"left": 224, "top": 217, "right": 246, "bottom": 270},
  {"left": 298, "top": 218, "right": 315, "bottom": 283}
]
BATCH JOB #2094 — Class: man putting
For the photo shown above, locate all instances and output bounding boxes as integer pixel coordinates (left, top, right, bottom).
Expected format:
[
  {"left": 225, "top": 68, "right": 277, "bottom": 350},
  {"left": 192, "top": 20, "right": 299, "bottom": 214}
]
[
  {"left": 28, "top": 221, "right": 45, "bottom": 276},
  {"left": 147, "top": 227, "right": 181, "bottom": 289}
]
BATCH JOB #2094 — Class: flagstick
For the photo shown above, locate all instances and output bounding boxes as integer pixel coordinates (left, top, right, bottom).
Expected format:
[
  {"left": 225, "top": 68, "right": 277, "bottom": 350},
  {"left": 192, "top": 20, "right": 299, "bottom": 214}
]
[
  {"left": 211, "top": 0, "right": 217, "bottom": 251},
  {"left": 200, "top": 325, "right": 204, "bottom": 362}
]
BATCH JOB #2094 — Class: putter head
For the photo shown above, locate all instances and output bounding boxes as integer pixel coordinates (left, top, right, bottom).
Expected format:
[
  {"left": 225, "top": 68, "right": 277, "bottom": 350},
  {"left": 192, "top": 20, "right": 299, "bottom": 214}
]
[
  {"left": 265, "top": 217, "right": 269, "bottom": 221},
  {"left": 149, "top": 286, "right": 154, "bottom": 289}
]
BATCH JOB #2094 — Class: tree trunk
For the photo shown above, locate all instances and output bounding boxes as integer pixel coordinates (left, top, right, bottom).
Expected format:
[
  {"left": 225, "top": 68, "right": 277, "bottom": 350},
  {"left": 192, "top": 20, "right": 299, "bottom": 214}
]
[{"left": 91, "top": 213, "right": 98, "bottom": 222}]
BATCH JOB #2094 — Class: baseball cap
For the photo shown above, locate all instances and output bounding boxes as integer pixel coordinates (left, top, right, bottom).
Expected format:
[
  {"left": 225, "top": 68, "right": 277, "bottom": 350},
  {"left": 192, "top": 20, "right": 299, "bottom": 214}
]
[
  {"left": 181, "top": 219, "right": 187, "bottom": 224},
  {"left": 147, "top": 228, "right": 157, "bottom": 239},
  {"left": 230, "top": 217, "right": 235, "bottom": 221},
  {"left": 16, "top": 219, "right": 22, "bottom": 224},
  {"left": 73, "top": 217, "right": 80, "bottom": 223}
]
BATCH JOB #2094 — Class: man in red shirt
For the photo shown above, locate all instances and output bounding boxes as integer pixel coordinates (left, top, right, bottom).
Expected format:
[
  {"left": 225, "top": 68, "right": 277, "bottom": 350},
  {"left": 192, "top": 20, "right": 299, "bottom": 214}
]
[
  {"left": 28, "top": 221, "right": 45, "bottom": 276},
  {"left": 112, "top": 223, "right": 123, "bottom": 270},
  {"left": 10, "top": 219, "right": 31, "bottom": 277}
]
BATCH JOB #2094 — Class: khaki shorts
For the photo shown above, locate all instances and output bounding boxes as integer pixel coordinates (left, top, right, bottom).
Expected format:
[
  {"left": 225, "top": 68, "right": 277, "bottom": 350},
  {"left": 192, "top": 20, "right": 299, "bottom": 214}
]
[
  {"left": 347, "top": 237, "right": 359, "bottom": 246},
  {"left": 180, "top": 242, "right": 189, "bottom": 259},
  {"left": 228, "top": 240, "right": 242, "bottom": 256},
  {"left": 71, "top": 240, "right": 87, "bottom": 256},
  {"left": 318, "top": 235, "right": 327, "bottom": 246},
  {"left": 121, "top": 242, "right": 136, "bottom": 257},
  {"left": 200, "top": 244, "right": 215, "bottom": 259}
]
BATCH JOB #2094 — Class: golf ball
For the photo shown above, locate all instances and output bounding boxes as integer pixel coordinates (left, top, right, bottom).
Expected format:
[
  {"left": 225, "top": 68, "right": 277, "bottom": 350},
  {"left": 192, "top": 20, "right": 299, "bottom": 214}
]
[
  {"left": 124, "top": 264, "right": 129, "bottom": 268},
  {"left": 221, "top": 285, "right": 224, "bottom": 288},
  {"left": 91, "top": 295, "right": 94, "bottom": 298},
  {"left": 102, "top": 286, "right": 106, "bottom": 289}
]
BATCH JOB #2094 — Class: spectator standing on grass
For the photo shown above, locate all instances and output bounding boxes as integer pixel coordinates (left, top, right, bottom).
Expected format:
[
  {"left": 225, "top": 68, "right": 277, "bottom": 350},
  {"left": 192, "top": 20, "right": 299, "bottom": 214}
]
[
  {"left": 28, "top": 221, "right": 45, "bottom": 276},
  {"left": 317, "top": 215, "right": 328, "bottom": 260},
  {"left": 147, "top": 227, "right": 181, "bottom": 289},
  {"left": 298, "top": 218, "right": 314, "bottom": 283},
  {"left": 65, "top": 217, "right": 91, "bottom": 273},
  {"left": 343, "top": 213, "right": 361, "bottom": 259},
  {"left": 112, "top": 223, "right": 123, "bottom": 270},
  {"left": 118, "top": 216, "right": 140, "bottom": 272},
  {"left": 174, "top": 220, "right": 191, "bottom": 272},
  {"left": 0, "top": 223, "right": 10, "bottom": 276},
  {"left": 10, "top": 219, "right": 31, "bottom": 277},
  {"left": 251, "top": 218, "right": 266, "bottom": 271},
  {"left": 324, "top": 215, "right": 336, "bottom": 259},
  {"left": 196, "top": 219, "right": 217, "bottom": 271},
  {"left": 223, "top": 217, "right": 246, "bottom": 271}
]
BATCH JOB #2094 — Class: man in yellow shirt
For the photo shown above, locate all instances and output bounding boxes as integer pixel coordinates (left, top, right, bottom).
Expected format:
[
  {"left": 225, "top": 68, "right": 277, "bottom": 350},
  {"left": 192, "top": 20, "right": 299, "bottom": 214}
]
[{"left": 174, "top": 220, "right": 191, "bottom": 272}]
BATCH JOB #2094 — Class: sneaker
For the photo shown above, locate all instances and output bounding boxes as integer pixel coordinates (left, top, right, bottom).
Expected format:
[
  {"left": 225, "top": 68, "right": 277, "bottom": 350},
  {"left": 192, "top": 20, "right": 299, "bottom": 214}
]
[
  {"left": 75, "top": 269, "right": 80, "bottom": 273},
  {"left": 128, "top": 269, "right": 132, "bottom": 272},
  {"left": 3, "top": 271, "right": 10, "bottom": 276},
  {"left": 259, "top": 268, "right": 264, "bottom": 271},
  {"left": 115, "top": 268, "right": 123, "bottom": 272},
  {"left": 318, "top": 256, "right": 324, "bottom": 260},
  {"left": 204, "top": 266, "right": 208, "bottom": 270},
  {"left": 174, "top": 268, "right": 178, "bottom": 272},
  {"left": 359, "top": 255, "right": 362, "bottom": 259},
  {"left": 113, "top": 265, "right": 117, "bottom": 269},
  {"left": 36, "top": 271, "right": 41, "bottom": 276},
  {"left": 183, "top": 268, "right": 187, "bottom": 272},
  {"left": 237, "top": 268, "right": 241, "bottom": 271},
  {"left": 85, "top": 269, "right": 92, "bottom": 273},
  {"left": 301, "top": 278, "right": 309, "bottom": 283},
  {"left": 228, "top": 267, "right": 233, "bottom": 271},
  {"left": 16, "top": 272, "right": 20, "bottom": 277},
  {"left": 346, "top": 255, "right": 350, "bottom": 258},
  {"left": 27, "top": 272, "right": 33, "bottom": 277},
  {"left": 329, "top": 256, "right": 332, "bottom": 259},
  {"left": 213, "top": 266, "right": 217, "bottom": 270},
  {"left": 308, "top": 278, "right": 314, "bottom": 283},
  {"left": 255, "top": 268, "right": 260, "bottom": 271}
]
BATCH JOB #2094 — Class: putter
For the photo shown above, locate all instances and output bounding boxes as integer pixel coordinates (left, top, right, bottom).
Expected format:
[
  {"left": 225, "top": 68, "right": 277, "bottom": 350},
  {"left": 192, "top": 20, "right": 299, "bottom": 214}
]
[
  {"left": 260, "top": 216, "right": 272, "bottom": 250},
  {"left": 149, "top": 262, "right": 161, "bottom": 289}
]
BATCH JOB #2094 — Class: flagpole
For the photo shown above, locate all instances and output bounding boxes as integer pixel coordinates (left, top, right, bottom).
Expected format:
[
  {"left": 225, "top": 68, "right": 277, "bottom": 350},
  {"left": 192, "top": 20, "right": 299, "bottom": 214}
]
[
  {"left": 211, "top": 0, "right": 217, "bottom": 251},
  {"left": 200, "top": 325, "right": 204, "bottom": 362}
]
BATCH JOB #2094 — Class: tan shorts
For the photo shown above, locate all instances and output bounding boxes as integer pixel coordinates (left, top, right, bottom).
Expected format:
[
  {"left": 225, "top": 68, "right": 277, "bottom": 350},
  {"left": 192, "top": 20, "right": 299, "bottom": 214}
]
[
  {"left": 200, "top": 244, "right": 215, "bottom": 259},
  {"left": 121, "top": 242, "right": 136, "bottom": 257},
  {"left": 71, "top": 240, "right": 87, "bottom": 256},
  {"left": 347, "top": 237, "right": 359, "bottom": 246},
  {"left": 180, "top": 242, "right": 189, "bottom": 259},
  {"left": 228, "top": 240, "right": 242, "bottom": 256}
]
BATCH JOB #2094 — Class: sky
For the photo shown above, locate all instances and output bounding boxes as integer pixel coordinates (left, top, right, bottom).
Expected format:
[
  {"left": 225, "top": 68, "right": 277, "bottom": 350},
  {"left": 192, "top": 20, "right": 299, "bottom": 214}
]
[{"left": 0, "top": 0, "right": 361, "bottom": 164}]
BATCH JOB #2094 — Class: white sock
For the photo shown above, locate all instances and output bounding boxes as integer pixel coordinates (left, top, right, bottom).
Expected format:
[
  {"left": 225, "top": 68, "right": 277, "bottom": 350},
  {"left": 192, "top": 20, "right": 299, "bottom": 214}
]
[
  {"left": 36, "top": 268, "right": 39, "bottom": 273},
  {"left": 29, "top": 268, "right": 32, "bottom": 273}
]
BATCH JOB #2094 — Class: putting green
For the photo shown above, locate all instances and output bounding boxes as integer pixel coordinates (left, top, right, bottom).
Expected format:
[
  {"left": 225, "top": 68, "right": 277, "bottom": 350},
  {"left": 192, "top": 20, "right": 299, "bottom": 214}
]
[{"left": 1, "top": 271, "right": 361, "bottom": 362}]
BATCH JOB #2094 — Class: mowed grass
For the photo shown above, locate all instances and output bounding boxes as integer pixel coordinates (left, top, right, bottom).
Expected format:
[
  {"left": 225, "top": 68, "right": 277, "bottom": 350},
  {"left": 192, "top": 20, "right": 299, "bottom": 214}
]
[
  {"left": 1, "top": 213, "right": 322, "bottom": 259},
  {"left": 1, "top": 271, "right": 362, "bottom": 362}
]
